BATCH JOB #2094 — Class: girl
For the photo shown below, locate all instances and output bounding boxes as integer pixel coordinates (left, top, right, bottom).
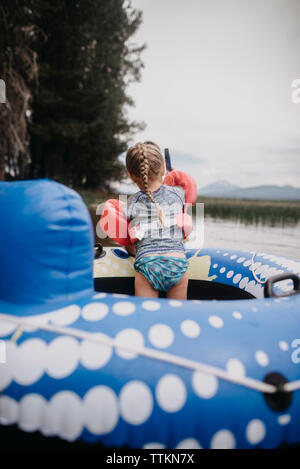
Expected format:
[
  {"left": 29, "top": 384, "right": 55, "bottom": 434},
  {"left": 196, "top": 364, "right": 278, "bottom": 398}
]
[{"left": 124, "top": 141, "right": 189, "bottom": 299}]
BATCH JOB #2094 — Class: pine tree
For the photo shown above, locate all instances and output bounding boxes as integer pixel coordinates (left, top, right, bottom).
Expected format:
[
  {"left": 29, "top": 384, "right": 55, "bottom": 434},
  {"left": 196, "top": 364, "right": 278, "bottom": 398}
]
[
  {"left": 29, "top": 0, "right": 144, "bottom": 188},
  {"left": 0, "top": 1, "right": 38, "bottom": 180}
]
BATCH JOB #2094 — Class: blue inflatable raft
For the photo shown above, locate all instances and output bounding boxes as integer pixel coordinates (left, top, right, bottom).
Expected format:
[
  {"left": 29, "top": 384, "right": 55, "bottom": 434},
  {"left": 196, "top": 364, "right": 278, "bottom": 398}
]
[{"left": 0, "top": 179, "right": 300, "bottom": 449}]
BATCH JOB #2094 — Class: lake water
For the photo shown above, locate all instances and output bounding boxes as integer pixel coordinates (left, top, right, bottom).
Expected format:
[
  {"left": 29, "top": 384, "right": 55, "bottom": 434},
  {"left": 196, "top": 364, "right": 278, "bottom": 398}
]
[{"left": 185, "top": 217, "right": 300, "bottom": 261}]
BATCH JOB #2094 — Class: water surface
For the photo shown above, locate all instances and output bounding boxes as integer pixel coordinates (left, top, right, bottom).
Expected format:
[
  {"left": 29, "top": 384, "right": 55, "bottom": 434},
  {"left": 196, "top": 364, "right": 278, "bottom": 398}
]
[{"left": 186, "top": 217, "right": 300, "bottom": 261}]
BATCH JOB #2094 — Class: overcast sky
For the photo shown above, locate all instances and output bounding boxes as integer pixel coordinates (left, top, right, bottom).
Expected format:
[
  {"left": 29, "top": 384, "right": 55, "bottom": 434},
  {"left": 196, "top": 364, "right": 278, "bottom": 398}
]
[{"left": 124, "top": 0, "right": 300, "bottom": 189}]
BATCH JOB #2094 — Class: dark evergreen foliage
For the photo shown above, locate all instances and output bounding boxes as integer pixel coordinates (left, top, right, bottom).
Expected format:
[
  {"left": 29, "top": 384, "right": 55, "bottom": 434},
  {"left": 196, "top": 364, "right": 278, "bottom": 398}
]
[
  {"left": 0, "top": 1, "right": 144, "bottom": 188},
  {"left": 0, "top": 1, "right": 38, "bottom": 180}
]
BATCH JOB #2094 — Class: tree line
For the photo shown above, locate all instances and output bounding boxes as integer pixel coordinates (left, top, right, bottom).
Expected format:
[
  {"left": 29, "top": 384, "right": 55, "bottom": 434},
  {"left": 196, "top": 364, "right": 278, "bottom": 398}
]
[{"left": 0, "top": 0, "right": 144, "bottom": 188}]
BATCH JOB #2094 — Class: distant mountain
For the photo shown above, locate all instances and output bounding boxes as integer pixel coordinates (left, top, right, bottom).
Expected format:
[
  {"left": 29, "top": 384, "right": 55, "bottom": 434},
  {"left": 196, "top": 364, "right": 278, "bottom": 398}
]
[
  {"left": 198, "top": 181, "right": 300, "bottom": 200},
  {"left": 198, "top": 180, "right": 240, "bottom": 197}
]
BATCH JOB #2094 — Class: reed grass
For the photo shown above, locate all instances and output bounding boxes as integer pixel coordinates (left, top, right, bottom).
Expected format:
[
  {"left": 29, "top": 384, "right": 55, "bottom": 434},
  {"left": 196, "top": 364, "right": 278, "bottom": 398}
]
[{"left": 197, "top": 196, "right": 300, "bottom": 226}]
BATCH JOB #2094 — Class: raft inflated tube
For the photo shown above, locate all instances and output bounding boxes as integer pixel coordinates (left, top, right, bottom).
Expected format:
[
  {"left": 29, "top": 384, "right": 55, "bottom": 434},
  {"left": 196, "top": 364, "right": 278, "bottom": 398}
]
[{"left": 1, "top": 179, "right": 300, "bottom": 450}]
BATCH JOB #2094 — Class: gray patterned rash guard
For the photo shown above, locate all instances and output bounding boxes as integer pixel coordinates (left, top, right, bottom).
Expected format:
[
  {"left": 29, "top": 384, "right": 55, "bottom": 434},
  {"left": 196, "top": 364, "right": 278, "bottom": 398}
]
[{"left": 123, "top": 184, "right": 186, "bottom": 262}]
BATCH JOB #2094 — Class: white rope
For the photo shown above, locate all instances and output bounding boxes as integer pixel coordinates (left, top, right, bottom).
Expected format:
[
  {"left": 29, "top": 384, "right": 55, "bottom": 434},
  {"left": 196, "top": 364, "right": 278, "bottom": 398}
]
[
  {"left": 251, "top": 250, "right": 300, "bottom": 285},
  {"left": 0, "top": 313, "right": 280, "bottom": 395},
  {"left": 282, "top": 380, "right": 300, "bottom": 393},
  {"left": 251, "top": 250, "right": 266, "bottom": 284}
]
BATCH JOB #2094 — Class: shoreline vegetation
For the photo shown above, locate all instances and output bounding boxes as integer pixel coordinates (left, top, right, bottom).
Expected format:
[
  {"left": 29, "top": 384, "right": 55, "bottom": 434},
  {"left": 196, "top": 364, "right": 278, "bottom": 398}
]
[
  {"left": 78, "top": 189, "right": 300, "bottom": 245},
  {"left": 195, "top": 195, "right": 300, "bottom": 226}
]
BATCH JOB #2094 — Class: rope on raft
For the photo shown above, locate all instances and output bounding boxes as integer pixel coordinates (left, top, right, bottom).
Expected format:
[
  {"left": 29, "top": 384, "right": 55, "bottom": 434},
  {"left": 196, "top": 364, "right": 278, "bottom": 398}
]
[
  {"left": 1, "top": 313, "right": 299, "bottom": 394},
  {"left": 251, "top": 251, "right": 266, "bottom": 284},
  {"left": 251, "top": 250, "right": 300, "bottom": 284}
]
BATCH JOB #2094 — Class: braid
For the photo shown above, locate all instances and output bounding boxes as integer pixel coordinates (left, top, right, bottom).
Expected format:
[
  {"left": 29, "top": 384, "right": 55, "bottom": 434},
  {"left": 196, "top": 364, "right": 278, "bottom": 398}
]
[
  {"left": 135, "top": 142, "right": 166, "bottom": 228},
  {"left": 138, "top": 144, "right": 150, "bottom": 197}
]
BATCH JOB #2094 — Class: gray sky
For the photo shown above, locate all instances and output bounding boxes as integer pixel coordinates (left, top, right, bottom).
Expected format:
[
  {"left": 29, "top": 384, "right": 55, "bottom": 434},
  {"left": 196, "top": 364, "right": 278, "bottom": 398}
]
[{"left": 125, "top": 0, "right": 300, "bottom": 188}]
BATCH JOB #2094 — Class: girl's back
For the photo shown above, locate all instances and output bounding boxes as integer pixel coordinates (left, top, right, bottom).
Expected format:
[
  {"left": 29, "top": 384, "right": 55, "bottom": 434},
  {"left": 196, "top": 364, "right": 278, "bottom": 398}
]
[
  {"left": 124, "top": 140, "right": 190, "bottom": 299},
  {"left": 126, "top": 184, "right": 186, "bottom": 262}
]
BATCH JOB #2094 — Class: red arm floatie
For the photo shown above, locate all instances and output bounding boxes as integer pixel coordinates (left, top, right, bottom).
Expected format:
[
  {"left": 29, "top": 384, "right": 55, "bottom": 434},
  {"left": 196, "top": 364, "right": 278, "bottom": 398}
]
[
  {"left": 100, "top": 200, "right": 146, "bottom": 245},
  {"left": 100, "top": 199, "right": 132, "bottom": 246},
  {"left": 163, "top": 170, "right": 197, "bottom": 205}
]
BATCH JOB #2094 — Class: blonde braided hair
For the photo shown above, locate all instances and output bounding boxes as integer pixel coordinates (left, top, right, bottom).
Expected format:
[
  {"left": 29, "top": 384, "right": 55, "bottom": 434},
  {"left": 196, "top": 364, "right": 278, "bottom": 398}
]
[{"left": 126, "top": 141, "right": 166, "bottom": 228}]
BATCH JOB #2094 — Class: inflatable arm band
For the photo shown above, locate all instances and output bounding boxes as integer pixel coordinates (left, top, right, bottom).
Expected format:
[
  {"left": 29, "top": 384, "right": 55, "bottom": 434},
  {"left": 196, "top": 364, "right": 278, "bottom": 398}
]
[
  {"left": 99, "top": 199, "right": 131, "bottom": 246},
  {"left": 163, "top": 170, "right": 197, "bottom": 205}
]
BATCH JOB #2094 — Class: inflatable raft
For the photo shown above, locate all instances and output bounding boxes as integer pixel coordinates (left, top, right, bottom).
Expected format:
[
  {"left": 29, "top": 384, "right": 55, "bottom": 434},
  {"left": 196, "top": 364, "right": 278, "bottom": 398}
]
[{"left": 1, "top": 179, "right": 300, "bottom": 449}]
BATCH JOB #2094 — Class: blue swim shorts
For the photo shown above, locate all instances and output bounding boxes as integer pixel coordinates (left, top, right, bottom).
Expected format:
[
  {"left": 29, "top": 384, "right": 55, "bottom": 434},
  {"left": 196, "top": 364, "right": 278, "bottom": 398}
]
[{"left": 134, "top": 255, "right": 189, "bottom": 292}]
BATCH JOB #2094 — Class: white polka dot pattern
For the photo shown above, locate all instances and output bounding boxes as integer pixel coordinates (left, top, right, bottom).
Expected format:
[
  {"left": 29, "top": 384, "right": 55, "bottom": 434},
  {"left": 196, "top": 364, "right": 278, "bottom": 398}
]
[
  {"left": 47, "top": 337, "right": 79, "bottom": 379},
  {"left": 278, "top": 414, "right": 291, "bottom": 425},
  {"left": 192, "top": 371, "right": 218, "bottom": 399},
  {"left": 255, "top": 350, "right": 269, "bottom": 367},
  {"left": 226, "top": 359, "right": 245, "bottom": 378},
  {"left": 44, "top": 391, "right": 82, "bottom": 441},
  {"left": 19, "top": 394, "right": 47, "bottom": 432},
  {"left": 50, "top": 305, "right": 80, "bottom": 326},
  {"left": 279, "top": 341, "right": 289, "bottom": 351},
  {"left": 0, "top": 396, "right": 18, "bottom": 425},
  {"left": 81, "top": 302, "right": 109, "bottom": 321},
  {"left": 143, "top": 442, "right": 166, "bottom": 449},
  {"left": 120, "top": 381, "right": 153, "bottom": 425},
  {"left": 211, "top": 430, "right": 236, "bottom": 449},
  {"left": 208, "top": 315, "right": 224, "bottom": 328},
  {"left": 246, "top": 419, "right": 266, "bottom": 445},
  {"left": 148, "top": 324, "right": 174, "bottom": 349},
  {"left": 180, "top": 320, "right": 201, "bottom": 338},
  {"left": 176, "top": 438, "right": 202, "bottom": 449},
  {"left": 80, "top": 333, "right": 112, "bottom": 369},
  {"left": 156, "top": 374, "right": 187, "bottom": 413},
  {"left": 168, "top": 300, "right": 182, "bottom": 307},
  {"left": 15, "top": 339, "right": 47, "bottom": 385},
  {"left": 142, "top": 301, "right": 161, "bottom": 311},
  {"left": 83, "top": 386, "right": 119, "bottom": 435},
  {"left": 232, "top": 311, "right": 242, "bottom": 320},
  {"left": 112, "top": 301, "right": 136, "bottom": 316},
  {"left": 115, "top": 329, "right": 144, "bottom": 359}
]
